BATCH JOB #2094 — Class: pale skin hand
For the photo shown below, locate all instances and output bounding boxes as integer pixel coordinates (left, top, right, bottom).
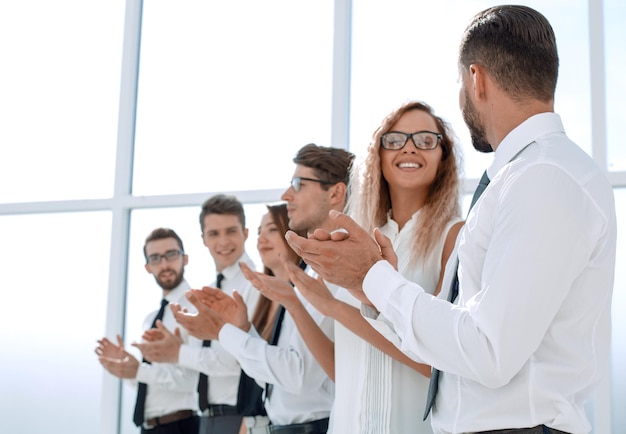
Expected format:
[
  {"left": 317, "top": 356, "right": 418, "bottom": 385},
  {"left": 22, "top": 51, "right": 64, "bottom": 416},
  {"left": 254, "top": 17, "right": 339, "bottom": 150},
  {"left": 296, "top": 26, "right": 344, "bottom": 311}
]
[
  {"left": 239, "top": 262, "right": 300, "bottom": 310},
  {"left": 283, "top": 261, "right": 336, "bottom": 317},
  {"left": 284, "top": 257, "right": 431, "bottom": 378},
  {"left": 196, "top": 286, "right": 251, "bottom": 332},
  {"left": 131, "top": 320, "right": 182, "bottom": 364},
  {"left": 240, "top": 258, "right": 336, "bottom": 379},
  {"left": 285, "top": 209, "right": 398, "bottom": 305},
  {"left": 170, "top": 293, "right": 224, "bottom": 341},
  {"left": 95, "top": 334, "right": 140, "bottom": 379}
]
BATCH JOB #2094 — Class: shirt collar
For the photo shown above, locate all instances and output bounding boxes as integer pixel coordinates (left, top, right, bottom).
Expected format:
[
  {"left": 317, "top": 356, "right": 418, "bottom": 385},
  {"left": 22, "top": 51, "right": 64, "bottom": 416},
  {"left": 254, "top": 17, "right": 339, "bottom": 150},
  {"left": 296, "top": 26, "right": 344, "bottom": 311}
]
[
  {"left": 164, "top": 279, "right": 191, "bottom": 303},
  {"left": 219, "top": 251, "right": 253, "bottom": 281},
  {"left": 385, "top": 208, "right": 421, "bottom": 236},
  {"left": 488, "top": 112, "right": 565, "bottom": 179}
]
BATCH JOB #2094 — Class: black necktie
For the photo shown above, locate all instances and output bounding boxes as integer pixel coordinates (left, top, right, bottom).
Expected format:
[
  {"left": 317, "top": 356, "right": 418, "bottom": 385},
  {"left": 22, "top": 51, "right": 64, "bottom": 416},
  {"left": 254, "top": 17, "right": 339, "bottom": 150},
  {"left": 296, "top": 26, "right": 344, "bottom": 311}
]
[
  {"left": 423, "top": 171, "right": 490, "bottom": 420},
  {"left": 133, "top": 298, "right": 169, "bottom": 427},
  {"left": 198, "top": 273, "right": 225, "bottom": 412},
  {"left": 265, "top": 261, "right": 306, "bottom": 400},
  {"left": 263, "top": 305, "right": 286, "bottom": 401}
]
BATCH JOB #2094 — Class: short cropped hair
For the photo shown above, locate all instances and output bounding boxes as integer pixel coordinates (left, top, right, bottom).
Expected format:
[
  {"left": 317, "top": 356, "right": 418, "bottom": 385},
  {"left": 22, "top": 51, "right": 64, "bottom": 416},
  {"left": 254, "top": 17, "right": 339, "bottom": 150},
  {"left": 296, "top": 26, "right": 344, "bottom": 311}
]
[
  {"left": 143, "top": 227, "right": 184, "bottom": 262},
  {"left": 199, "top": 194, "right": 246, "bottom": 233},
  {"left": 459, "top": 5, "right": 558, "bottom": 103},
  {"left": 293, "top": 143, "right": 355, "bottom": 189}
]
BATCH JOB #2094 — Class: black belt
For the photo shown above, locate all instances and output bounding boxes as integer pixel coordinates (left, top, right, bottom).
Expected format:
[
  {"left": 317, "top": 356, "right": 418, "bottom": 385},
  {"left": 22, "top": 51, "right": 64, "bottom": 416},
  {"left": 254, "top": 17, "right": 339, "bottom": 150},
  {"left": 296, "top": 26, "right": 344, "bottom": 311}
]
[
  {"left": 269, "top": 417, "right": 329, "bottom": 434},
  {"left": 201, "top": 404, "right": 239, "bottom": 417},
  {"left": 143, "top": 409, "right": 196, "bottom": 429},
  {"left": 476, "top": 425, "right": 570, "bottom": 434}
]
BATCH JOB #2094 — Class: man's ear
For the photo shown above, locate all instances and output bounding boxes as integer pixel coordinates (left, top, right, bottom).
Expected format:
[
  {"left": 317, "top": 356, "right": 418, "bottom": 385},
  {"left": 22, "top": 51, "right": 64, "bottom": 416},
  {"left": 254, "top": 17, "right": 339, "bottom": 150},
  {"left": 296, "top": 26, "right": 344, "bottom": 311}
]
[
  {"left": 469, "top": 63, "right": 487, "bottom": 101},
  {"left": 329, "top": 182, "right": 347, "bottom": 206}
]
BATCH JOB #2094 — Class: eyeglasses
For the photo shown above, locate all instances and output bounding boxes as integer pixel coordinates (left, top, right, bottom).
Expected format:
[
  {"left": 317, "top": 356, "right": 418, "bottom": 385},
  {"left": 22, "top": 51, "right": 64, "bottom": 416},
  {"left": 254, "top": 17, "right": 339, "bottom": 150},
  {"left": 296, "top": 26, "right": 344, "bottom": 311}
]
[
  {"left": 290, "top": 176, "right": 336, "bottom": 192},
  {"left": 146, "top": 249, "right": 183, "bottom": 265},
  {"left": 380, "top": 131, "right": 442, "bottom": 151}
]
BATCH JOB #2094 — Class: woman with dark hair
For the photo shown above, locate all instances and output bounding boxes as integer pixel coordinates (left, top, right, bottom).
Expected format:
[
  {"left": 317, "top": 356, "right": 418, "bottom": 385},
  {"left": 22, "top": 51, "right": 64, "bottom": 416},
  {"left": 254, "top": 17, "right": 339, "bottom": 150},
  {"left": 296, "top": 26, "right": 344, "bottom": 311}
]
[{"left": 237, "top": 203, "right": 305, "bottom": 434}]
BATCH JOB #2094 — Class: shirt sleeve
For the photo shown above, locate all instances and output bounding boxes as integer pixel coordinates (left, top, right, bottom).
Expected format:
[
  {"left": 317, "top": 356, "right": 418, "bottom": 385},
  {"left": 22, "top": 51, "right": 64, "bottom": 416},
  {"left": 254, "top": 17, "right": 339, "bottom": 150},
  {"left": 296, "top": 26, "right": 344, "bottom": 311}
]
[
  {"left": 135, "top": 361, "right": 199, "bottom": 391},
  {"left": 364, "top": 164, "right": 605, "bottom": 387},
  {"left": 218, "top": 309, "right": 334, "bottom": 395},
  {"left": 178, "top": 339, "right": 241, "bottom": 377}
]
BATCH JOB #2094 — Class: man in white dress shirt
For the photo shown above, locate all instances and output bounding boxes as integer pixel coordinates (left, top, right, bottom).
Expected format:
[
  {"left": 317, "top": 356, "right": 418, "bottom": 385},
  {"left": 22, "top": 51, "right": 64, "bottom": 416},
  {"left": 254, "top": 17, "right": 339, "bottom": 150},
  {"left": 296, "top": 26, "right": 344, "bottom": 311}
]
[
  {"left": 136, "top": 195, "right": 261, "bottom": 434},
  {"left": 173, "top": 144, "right": 355, "bottom": 434},
  {"left": 96, "top": 227, "right": 200, "bottom": 433},
  {"left": 284, "top": 6, "right": 617, "bottom": 434}
]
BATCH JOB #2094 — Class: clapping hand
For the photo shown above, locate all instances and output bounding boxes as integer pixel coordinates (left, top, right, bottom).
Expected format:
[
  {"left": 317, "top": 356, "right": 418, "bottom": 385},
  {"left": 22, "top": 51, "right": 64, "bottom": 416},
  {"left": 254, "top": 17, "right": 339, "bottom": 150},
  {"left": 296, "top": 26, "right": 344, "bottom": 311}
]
[
  {"left": 285, "top": 210, "right": 397, "bottom": 305},
  {"left": 132, "top": 320, "right": 182, "bottom": 363},
  {"left": 95, "top": 334, "right": 139, "bottom": 379}
]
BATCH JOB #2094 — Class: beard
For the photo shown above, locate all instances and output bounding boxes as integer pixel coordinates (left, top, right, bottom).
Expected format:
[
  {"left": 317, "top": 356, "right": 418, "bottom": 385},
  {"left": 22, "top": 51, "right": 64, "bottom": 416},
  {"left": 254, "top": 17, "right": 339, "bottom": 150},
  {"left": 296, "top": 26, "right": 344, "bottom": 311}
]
[
  {"left": 154, "top": 267, "right": 184, "bottom": 291},
  {"left": 462, "top": 89, "right": 493, "bottom": 154}
]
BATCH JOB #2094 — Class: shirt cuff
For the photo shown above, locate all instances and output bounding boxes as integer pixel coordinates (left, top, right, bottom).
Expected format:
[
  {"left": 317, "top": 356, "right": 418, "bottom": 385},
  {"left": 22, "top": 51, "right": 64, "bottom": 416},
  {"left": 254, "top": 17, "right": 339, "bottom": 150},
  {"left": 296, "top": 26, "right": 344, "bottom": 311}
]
[
  {"left": 363, "top": 259, "right": 424, "bottom": 325},
  {"left": 218, "top": 323, "right": 249, "bottom": 356},
  {"left": 135, "top": 361, "right": 152, "bottom": 383},
  {"left": 363, "top": 260, "right": 399, "bottom": 313},
  {"left": 177, "top": 344, "right": 199, "bottom": 370}
]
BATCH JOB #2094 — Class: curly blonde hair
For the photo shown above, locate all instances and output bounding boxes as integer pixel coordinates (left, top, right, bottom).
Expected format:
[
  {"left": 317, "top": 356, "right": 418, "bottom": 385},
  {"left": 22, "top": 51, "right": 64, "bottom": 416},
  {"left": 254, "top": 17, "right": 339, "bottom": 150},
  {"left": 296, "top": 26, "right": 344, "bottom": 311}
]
[{"left": 347, "top": 101, "right": 462, "bottom": 262}]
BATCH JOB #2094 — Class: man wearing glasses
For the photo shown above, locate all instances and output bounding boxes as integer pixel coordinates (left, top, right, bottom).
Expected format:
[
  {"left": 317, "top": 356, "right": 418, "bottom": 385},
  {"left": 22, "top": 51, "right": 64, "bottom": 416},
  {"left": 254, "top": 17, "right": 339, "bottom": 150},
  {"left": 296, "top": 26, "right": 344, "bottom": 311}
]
[{"left": 96, "top": 227, "right": 201, "bottom": 434}]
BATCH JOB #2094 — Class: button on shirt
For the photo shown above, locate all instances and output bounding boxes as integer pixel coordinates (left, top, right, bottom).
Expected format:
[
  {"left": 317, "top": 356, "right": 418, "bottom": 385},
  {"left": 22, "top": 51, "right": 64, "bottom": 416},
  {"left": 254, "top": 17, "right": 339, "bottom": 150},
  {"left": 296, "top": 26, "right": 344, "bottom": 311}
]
[
  {"left": 178, "top": 252, "right": 260, "bottom": 406},
  {"left": 362, "top": 113, "right": 617, "bottom": 434},
  {"left": 219, "top": 268, "right": 336, "bottom": 426},
  {"left": 134, "top": 280, "right": 201, "bottom": 419}
]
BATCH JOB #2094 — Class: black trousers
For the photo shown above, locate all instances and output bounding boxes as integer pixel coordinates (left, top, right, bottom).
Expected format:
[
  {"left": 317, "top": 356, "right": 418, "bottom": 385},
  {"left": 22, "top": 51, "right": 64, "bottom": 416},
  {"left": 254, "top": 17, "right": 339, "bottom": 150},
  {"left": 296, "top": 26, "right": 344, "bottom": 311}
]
[
  {"left": 200, "top": 414, "right": 243, "bottom": 434},
  {"left": 140, "top": 415, "right": 200, "bottom": 434}
]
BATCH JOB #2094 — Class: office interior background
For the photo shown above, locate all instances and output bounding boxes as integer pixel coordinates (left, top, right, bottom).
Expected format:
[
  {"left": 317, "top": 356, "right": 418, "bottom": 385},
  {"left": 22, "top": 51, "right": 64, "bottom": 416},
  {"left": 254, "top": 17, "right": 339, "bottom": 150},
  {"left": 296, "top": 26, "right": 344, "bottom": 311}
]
[{"left": 0, "top": 0, "right": 624, "bottom": 433}]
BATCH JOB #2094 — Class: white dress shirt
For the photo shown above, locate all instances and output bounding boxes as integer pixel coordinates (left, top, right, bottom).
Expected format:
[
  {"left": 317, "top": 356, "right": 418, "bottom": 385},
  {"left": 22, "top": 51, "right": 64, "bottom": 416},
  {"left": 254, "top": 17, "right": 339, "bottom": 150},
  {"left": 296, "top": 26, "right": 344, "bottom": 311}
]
[
  {"left": 178, "top": 252, "right": 260, "bottom": 406},
  {"left": 363, "top": 113, "right": 616, "bottom": 434},
  {"left": 134, "top": 279, "right": 201, "bottom": 419},
  {"left": 219, "top": 271, "right": 336, "bottom": 426},
  {"left": 331, "top": 213, "right": 461, "bottom": 434}
]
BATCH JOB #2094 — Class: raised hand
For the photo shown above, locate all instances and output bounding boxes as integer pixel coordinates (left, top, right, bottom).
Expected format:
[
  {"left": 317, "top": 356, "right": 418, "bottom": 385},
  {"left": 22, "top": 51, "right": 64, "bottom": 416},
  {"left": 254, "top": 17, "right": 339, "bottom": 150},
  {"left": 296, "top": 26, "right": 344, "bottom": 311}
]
[
  {"left": 171, "top": 292, "right": 226, "bottom": 340},
  {"left": 196, "top": 286, "right": 251, "bottom": 332},
  {"left": 240, "top": 261, "right": 299, "bottom": 310},
  {"left": 283, "top": 260, "right": 335, "bottom": 316},
  {"left": 132, "top": 320, "right": 182, "bottom": 364},
  {"left": 95, "top": 334, "right": 139, "bottom": 379},
  {"left": 285, "top": 210, "right": 391, "bottom": 303}
]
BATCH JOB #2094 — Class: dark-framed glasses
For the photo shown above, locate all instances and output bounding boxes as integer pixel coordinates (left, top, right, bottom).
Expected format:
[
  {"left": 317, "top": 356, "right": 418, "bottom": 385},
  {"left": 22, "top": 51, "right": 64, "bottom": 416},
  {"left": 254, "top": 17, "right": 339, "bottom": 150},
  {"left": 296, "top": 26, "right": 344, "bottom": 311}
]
[
  {"left": 381, "top": 131, "right": 442, "bottom": 151},
  {"left": 290, "top": 176, "right": 336, "bottom": 192},
  {"left": 147, "top": 249, "right": 183, "bottom": 265}
]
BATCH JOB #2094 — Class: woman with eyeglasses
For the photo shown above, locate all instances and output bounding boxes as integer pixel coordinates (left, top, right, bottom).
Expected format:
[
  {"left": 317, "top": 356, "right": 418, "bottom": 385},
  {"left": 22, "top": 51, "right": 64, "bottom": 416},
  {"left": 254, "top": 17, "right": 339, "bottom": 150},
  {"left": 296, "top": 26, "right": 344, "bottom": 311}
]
[{"left": 278, "top": 100, "right": 464, "bottom": 434}]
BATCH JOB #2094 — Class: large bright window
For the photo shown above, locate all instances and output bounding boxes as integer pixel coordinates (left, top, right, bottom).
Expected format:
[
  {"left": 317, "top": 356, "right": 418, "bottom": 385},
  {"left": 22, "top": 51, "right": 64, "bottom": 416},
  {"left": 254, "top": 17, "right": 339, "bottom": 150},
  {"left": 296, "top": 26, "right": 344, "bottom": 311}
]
[
  {"left": 350, "top": 0, "right": 590, "bottom": 179},
  {"left": 604, "top": 0, "right": 626, "bottom": 171},
  {"left": 0, "top": 1, "right": 124, "bottom": 203},
  {"left": 0, "top": 212, "right": 111, "bottom": 432},
  {"left": 132, "top": 0, "right": 334, "bottom": 196}
]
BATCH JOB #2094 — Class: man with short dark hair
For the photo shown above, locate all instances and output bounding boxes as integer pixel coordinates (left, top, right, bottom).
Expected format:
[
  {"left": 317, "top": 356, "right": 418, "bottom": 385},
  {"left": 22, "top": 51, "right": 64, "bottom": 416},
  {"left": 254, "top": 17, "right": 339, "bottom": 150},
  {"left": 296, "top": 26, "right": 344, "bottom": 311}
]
[{"left": 96, "top": 227, "right": 200, "bottom": 434}]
